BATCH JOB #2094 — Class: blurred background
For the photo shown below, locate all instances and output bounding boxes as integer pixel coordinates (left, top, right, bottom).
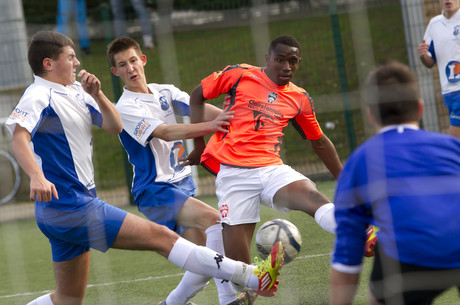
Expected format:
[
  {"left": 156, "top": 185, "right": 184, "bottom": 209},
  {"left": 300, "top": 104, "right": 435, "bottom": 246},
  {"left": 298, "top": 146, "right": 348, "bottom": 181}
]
[{"left": 0, "top": 0, "right": 447, "bottom": 216}]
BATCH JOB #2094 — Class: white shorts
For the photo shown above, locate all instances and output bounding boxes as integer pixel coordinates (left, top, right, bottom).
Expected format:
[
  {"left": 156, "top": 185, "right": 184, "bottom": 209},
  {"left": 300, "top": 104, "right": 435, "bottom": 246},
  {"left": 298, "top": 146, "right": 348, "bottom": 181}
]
[{"left": 215, "top": 164, "right": 309, "bottom": 225}]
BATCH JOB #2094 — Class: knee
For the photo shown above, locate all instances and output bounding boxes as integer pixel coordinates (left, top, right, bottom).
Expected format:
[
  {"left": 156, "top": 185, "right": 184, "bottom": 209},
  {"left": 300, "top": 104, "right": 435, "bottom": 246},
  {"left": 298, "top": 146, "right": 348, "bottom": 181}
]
[
  {"left": 149, "top": 223, "right": 180, "bottom": 256},
  {"left": 203, "top": 209, "right": 221, "bottom": 229}
]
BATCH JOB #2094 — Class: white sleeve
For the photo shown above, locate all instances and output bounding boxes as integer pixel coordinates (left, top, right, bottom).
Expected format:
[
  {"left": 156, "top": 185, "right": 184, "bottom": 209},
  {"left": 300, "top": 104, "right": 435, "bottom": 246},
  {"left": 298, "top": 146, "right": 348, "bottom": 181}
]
[
  {"left": 116, "top": 100, "right": 163, "bottom": 146},
  {"left": 5, "top": 85, "right": 49, "bottom": 136},
  {"left": 331, "top": 262, "right": 363, "bottom": 274},
  {"left": 423, "top": 19, "right": 433, "bottom": 57}
]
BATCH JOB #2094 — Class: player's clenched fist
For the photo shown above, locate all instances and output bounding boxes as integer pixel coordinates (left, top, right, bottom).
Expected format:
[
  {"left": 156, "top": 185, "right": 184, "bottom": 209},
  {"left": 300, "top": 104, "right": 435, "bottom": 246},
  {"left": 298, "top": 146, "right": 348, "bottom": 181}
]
[
  {"left": 78, "top": 69, "right": 101, "bottom": 96},
  {"left": 418, "top": 40, "right": 429, "bottom": 58}
]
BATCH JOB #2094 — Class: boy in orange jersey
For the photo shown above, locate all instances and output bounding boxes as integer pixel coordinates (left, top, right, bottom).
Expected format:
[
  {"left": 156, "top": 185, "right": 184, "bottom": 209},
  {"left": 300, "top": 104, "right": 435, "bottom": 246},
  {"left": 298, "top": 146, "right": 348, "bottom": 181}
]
[{"left": 178, "top": 34, "right": 375, "bottom": 304}]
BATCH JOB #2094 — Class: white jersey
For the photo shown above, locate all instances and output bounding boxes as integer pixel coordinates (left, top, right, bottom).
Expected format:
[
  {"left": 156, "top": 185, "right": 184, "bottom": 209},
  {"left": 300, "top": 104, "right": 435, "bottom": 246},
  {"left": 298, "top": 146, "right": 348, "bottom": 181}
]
[
  {"left": 5, "top": 76, "right": 102, "bottom": 204},
  {"left": 423, "top": 9, "right": 460, "bottom": 95},
  {"left": 116, "top": 84, "right": 192, "bottom": 198}
]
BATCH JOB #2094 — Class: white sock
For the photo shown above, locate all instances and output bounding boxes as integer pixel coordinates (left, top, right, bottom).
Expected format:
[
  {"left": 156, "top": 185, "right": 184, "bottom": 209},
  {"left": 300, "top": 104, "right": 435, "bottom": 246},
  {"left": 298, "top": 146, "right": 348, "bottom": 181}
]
[
  {"left": 206, "top": 224, "right": 238, "bottom": 304},
  {"left": 231, "top": 262, "right": 258, "bottom": 290},
  {"left": 314, "top": 203, "right": 337, "bottom": 234},
  {"left": 165, "top": 273, "right": 210, "bottom": 305},
  {"left": 168, "top": 237, "right": 243, "bottom": 284},
  {"left": 166, "top": 225, "right": 237, "bottom": 305},
  {"left": 27, "top": 293, "right": 53, "bottom": 305}
]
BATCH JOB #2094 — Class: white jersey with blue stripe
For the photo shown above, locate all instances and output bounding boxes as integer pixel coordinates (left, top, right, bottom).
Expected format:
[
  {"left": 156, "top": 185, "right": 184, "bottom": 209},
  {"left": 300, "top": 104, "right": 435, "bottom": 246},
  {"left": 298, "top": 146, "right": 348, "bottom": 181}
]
[
  {"left": 5, "top": 76, "right": 103, "bottom": 205},
  {"left": 116, "top": 84, "right": 192, "bottom": 199},
  {"left": 424, "top": 9, "right": 460, "bottom": 95}
]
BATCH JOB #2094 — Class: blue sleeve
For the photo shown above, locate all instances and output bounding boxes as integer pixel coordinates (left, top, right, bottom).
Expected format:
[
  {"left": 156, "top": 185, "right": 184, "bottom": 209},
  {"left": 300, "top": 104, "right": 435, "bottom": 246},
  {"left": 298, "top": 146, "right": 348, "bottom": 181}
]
[
  {"left": 332, "top": 148, "right": 372, "bottom": 267},
  {"left": 87, "top": 104, "right": 103, "bottom": 128},
  {"left": 428, "top": 40, "right": 436, "bottom": 63},
  {"left": 172, "top": 99, "right": 190, "bottom": 116}
]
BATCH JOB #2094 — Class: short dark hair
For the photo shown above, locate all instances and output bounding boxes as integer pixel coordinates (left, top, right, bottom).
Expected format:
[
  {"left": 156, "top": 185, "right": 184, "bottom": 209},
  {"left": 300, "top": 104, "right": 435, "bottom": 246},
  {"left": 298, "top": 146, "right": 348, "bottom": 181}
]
[
  {"left": 268, "top": 34, "right": 301, "bottom": 56},
  {"left": 107, "top": 36, "right": 142, "bottom": 67},
  {"left": 363, "top": 60, "right": 420, "bottom": 126},
  {"left": 28, "top": 31, "right": 74, "bottom": 76}
]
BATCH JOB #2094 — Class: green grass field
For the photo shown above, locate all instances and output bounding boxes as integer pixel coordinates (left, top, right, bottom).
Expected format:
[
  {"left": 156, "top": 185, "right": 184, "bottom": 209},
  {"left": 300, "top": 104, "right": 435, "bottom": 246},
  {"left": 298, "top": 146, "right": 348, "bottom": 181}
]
[{"left": 0, "top": 180, "right": 457, "bottom": 304}]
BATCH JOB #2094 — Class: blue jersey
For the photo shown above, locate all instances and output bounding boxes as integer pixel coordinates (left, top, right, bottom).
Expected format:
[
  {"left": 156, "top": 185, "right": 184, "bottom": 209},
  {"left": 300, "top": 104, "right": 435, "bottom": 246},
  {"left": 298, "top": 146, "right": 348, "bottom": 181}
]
[{"left": 332, "top": 125, "right": 460, "bottom": 271}]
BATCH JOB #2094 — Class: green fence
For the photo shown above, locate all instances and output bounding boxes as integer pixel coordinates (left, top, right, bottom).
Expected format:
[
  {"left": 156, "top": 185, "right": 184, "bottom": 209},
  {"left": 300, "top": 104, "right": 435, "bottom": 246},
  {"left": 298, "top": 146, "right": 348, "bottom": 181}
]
[{"left": 2, "top": 0, "right": 435, "bottom": 204}]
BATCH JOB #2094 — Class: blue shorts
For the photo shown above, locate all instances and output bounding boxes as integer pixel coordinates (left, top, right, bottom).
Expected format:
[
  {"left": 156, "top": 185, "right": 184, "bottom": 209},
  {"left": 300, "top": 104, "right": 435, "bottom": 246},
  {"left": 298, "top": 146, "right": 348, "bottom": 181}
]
[
  {"left": 35, "top": 198, "right": 127, "bottom": 262},
  {"left": 443, "top": 91, "right": 460, "bottom": 127},
  {"left": 136, "top": 176, "right": 195, "bottom": 234}
]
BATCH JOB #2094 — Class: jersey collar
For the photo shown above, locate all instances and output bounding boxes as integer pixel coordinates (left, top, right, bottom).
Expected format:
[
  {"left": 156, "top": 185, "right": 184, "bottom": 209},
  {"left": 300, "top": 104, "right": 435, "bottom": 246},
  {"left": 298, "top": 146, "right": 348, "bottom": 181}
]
[{"left": 378, "top": 123, "right": 419, "bottom": 134}]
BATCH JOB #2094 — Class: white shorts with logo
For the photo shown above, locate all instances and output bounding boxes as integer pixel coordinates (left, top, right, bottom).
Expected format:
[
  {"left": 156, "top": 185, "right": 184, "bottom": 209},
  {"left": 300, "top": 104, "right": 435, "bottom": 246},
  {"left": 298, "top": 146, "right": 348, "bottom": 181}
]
[{"left": 215, "top": 164, "right": 309, "bottom": 225}]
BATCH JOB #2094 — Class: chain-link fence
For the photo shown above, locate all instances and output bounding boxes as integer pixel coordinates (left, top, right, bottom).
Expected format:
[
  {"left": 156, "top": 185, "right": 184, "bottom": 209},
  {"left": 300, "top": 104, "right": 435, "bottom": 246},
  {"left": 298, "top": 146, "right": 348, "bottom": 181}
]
[{"left": 0, "top": 0, "right": 448, "bottom": 209}]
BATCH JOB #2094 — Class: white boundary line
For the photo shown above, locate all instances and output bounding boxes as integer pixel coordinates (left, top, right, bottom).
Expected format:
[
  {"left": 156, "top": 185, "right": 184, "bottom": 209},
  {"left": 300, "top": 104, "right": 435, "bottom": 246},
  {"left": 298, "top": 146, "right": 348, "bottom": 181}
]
[{"left": 0, "top": 253, "right": 331, "bottom": 299}]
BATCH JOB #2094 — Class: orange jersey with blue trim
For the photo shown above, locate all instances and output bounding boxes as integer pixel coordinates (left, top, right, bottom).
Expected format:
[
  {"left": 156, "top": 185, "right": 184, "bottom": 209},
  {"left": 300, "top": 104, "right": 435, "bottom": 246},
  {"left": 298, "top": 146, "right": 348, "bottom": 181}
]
[{"left": 200, "top": 64, "right": 323, "bottom": 175}]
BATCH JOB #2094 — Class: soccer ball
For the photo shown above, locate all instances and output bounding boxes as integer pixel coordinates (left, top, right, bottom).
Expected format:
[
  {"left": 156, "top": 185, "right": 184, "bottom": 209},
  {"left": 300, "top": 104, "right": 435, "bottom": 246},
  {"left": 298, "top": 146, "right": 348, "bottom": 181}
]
[{"left": 255, "top": 219, "right": 302, "bottom": 264}]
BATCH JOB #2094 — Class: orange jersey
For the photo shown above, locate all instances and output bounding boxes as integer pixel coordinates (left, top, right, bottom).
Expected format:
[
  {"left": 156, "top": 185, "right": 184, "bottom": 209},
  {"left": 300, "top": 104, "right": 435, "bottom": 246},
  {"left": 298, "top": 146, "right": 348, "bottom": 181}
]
[{"left": 201, "top": 64, "right": 323, "bottom": 174}]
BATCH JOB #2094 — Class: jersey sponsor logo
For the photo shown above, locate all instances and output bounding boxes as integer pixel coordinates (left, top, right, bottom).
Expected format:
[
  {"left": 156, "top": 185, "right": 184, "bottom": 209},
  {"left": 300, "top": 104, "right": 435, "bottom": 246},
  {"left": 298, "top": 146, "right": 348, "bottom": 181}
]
[
  {"left": 446, "top": 61, "right": 460, "bottom": 83},
  {"left": 248, "top": 100, "right": 283, "bottom": 119},
  {"left": 170, "top": 141, "right": 187, "bottom": 172},
  {"left": 219, "top": 203, "right": 229, "bottom": 218},
  {"left": 267, "top": 92, "right": 278, "bottom": 104},
  {"left": 9, "top": 108, "right": 29, "bottom": 122},
  {"left": 159, "top": 96, "right": 170, "bottom": 111},
  {"left": 133, "top": 119, "right": 151, "bottom": 140}
]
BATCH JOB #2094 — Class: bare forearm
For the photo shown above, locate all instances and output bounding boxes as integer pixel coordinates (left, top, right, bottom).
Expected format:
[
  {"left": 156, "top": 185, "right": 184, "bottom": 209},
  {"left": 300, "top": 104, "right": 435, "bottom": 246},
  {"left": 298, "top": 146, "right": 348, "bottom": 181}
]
[
  {"left": 190, "top": 85, "right": 207, "bottom": 124},
  {"left": 311, "top": 134, "right": 343, "bottom": 179},
  {"left": 203, "top": 103, "right": 222, "bottom": 121},
  {"left": 155, "top": 122, "right": 215, "bottom": 141},
  {"left": 330, "top": 269, "right": 360, "bottom": 305},
  {"left": 93, "top": 91, "right": 123, "bottom": 134},
  {"left": 11, "top": 128, "right": 43, "bottom": 180},
  {"left": 420, "top": 54, "right": 435, "bottom": 68}
]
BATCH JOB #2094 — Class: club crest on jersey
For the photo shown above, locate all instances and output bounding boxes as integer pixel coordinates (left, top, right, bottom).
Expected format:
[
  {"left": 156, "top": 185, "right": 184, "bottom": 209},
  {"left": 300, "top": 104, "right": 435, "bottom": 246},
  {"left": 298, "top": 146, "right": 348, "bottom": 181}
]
[
  {"left": 267, "top": 92, "right": 278, "bottom": 103},
  {"left": 75, "top": 93, "right": 86, "bottom": 108},
  {"left": 159, "top": 96, "right": 170, "bottom": 111},
  {"left": 219, "top": 204, "right": 229, "bottom": 218},
  {"left": 446, "top": 61, "right": 460, "bottom": 83},
  {"left": 454, "top": 25, "right": 460, "bottom": 37}
]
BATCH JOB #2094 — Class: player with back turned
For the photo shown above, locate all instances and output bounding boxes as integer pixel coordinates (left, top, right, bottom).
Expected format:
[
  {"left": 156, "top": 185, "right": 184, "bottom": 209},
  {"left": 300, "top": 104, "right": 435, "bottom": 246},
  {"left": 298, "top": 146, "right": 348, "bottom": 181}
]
[{"left": 330, "top": 60, "right": 460, "bottom": 305}]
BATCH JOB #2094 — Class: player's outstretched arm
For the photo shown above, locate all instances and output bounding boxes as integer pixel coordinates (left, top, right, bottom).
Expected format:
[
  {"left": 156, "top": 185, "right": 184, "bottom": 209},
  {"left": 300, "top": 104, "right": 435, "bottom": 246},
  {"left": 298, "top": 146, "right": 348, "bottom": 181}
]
[
  {"left": 78, "top": 70, "right": 123, "bottom": 134},
  {"left": 152, "top": 108, "right": 234, "bottom": 141},
  {"left": 310, "top": 134, "right": 343, "bottom": 179},
  {"left": 11, "top": 125, "right": 59, "bottom": 202},
  {"left": 189, "top": 84, "right": 209, "bottom": 152}
]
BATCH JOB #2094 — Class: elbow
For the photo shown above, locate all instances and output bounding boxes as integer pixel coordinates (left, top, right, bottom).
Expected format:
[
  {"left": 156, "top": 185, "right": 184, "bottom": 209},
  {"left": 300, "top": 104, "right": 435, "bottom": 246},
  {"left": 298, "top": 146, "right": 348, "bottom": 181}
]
[
  {"left": 106, "top": 123, "right": 123, "bottom": 135},
  {"left": 108, "top": 127, "right": 123, "bottom": 135}
]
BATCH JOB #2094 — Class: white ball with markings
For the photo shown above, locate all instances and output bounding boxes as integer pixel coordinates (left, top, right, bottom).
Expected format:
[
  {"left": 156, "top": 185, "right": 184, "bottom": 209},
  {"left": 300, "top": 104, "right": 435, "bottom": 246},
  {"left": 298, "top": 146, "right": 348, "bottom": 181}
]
[{"left": 255, "top": 218, "right": 302, "bottom": 264}]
